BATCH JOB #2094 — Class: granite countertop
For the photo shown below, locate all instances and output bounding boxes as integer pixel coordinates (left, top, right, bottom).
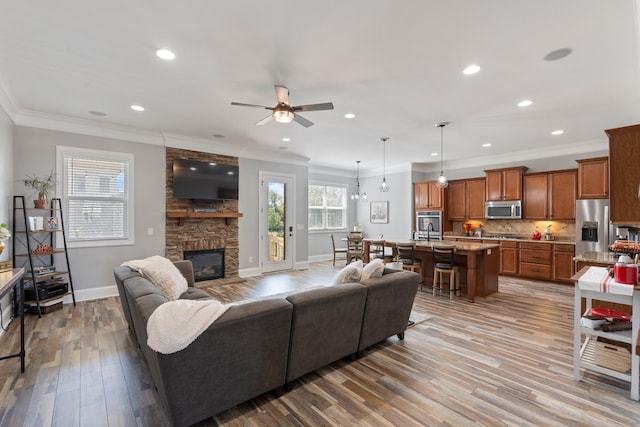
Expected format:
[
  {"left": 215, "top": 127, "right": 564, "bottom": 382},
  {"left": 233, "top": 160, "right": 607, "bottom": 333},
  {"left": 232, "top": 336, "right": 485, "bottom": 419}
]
[
  {"left": 444, "top": 234, "right": 575, "bottom": 245},
  {"left": 414, "top": 240, "right": 500, "bottom": 251},
  {"left": 573, "top": 251, "right": 622, "bottom": 266}
]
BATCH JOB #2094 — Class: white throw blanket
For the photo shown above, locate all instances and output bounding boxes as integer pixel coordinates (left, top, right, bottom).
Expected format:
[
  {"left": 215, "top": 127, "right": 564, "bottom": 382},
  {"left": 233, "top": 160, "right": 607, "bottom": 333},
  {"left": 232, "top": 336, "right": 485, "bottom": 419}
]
[{"left": 147, "top": 299, "right": 231, "bottom": 354}]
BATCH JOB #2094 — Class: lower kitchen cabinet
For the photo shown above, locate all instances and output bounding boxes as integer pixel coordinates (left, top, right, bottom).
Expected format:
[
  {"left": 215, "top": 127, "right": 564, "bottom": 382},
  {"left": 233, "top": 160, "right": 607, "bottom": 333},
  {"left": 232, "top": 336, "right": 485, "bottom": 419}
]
[
  {"left": 500, "top": 241, "right": 519, "bottom": 275},
  {"left": 553, "top": 244, "right": 575, "bottom": 283},
  {"left": 520, "top": 242, "right": 552, "bottom": 279}
]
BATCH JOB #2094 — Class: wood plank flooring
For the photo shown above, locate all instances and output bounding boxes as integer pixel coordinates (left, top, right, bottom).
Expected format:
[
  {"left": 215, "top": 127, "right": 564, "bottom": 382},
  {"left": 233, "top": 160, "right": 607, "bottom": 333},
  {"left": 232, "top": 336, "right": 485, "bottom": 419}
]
[{"left": 0, "top": 262, "right": 639, "bottom": 426}]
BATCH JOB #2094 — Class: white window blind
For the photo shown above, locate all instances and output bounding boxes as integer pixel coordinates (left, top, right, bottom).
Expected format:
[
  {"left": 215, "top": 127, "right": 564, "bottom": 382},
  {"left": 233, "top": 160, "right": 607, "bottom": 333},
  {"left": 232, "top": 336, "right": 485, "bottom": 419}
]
[{"left": 57, "top": 146, "right": 134, "bottom": 247}]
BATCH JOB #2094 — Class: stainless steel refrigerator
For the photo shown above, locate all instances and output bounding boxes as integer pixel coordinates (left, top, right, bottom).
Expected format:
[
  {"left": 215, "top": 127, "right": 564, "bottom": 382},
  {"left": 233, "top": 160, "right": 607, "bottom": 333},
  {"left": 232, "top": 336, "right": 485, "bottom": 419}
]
[{"left": 575, "top": 199, "right": 616, "bottom": 254}]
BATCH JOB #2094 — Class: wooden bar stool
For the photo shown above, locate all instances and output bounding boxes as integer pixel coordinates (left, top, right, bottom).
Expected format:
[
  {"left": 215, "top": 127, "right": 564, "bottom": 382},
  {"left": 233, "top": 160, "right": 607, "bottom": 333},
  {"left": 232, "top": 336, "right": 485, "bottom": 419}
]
[
  {"left": 432, "top": 246, "right": 460, "bottom": 299},
  {"left": 396, "top": 243, "right": 422, "bottom": 284}
]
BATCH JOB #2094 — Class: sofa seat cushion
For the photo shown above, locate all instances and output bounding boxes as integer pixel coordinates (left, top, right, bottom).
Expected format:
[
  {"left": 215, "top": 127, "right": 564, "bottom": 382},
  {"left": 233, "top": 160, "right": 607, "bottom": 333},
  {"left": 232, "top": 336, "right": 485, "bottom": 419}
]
[
  {"left": 123, "top": 255, "right": 188, "bottom": 301},
  {"left": 180, "top": 287, "right": 212, "bottom": 300}
]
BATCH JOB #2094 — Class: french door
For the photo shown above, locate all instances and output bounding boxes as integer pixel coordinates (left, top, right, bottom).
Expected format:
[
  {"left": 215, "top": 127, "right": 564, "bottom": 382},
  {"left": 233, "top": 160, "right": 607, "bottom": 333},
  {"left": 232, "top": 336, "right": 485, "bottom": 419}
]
[{"left": 260, "top": 172, "right": 295, "bottom": 273}]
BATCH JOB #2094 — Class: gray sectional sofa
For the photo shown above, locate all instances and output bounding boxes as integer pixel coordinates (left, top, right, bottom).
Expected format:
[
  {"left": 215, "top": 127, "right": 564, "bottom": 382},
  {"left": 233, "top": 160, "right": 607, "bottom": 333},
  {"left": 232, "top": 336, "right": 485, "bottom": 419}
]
[{"left": 114, "top": 261, "right": 420, "bottom": 427}]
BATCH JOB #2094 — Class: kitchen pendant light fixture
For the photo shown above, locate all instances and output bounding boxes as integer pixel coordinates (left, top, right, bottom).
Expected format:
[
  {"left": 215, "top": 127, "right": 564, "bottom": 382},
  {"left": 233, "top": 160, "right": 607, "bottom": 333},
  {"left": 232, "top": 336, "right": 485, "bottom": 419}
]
[
  {"left": 351, "top": 160, "right": 367, "bottom": 200},
  {"left": 379, "top": 137, "right": 390, "bottom": 192},
  {"left": 435, "top": 122, "right": 450, "bottom": 189}
]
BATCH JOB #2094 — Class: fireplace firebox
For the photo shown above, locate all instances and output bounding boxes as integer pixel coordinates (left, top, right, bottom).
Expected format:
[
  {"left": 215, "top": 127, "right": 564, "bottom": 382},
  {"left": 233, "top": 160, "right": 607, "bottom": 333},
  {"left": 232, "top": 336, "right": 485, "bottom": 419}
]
[{"left": 183, "top": 249, "right": 225, "bottom": 281}]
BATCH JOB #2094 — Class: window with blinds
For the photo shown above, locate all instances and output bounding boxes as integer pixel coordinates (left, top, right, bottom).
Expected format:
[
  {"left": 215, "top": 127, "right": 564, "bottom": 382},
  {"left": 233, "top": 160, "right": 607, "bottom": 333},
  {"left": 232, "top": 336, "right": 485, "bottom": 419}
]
[{"left": 57, "top": 146, "right": 134, "bottom": 247}]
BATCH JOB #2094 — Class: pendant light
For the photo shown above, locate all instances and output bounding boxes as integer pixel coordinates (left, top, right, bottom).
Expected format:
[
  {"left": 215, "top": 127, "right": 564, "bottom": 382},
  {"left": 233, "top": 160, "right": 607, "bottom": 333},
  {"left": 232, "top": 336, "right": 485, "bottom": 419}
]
[
  {"left": 351, "top": 160, "right": 367, "bottom": 200},
  {"left": 435, "top": 122, "right": 450, "bottom": 189},
  {"left": 379, "top": 137, "right": 390, "bottom": 192}
]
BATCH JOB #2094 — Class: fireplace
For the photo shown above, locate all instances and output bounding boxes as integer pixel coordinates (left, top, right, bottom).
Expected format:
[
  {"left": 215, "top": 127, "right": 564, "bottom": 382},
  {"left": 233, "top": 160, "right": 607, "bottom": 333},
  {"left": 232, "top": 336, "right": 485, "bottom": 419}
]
[{"left": 183, "top": 249, "right": 225, "bottom": 281}]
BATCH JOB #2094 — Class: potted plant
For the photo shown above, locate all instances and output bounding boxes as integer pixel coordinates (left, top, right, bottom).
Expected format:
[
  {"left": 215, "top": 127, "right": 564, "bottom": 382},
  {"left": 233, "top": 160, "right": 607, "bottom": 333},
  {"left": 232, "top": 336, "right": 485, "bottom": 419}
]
[
  {"left": 24, "top": 171, "right": 56, "bottom": 208},
  {"left": 389, "top": 254, "right": 403, "bottom": 270}
]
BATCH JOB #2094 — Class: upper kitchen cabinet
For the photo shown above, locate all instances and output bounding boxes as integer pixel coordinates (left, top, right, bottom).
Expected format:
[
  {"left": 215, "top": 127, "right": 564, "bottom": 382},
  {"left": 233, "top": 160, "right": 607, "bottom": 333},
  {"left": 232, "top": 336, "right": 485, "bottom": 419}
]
[
  {"left": 485, "top": 166, "right": 528, "bottom": 201},
  {"left": 448, "top": 178, "right": 485, "bottom": 220},
  {"left": 606, "top": 124, "right": 640, "bottom": 224},
  {"left": 576, "top": 157, "right": 608, "bottom": 199},
  {"left": 523, "top": 169, "right": 577, "bottom": 220},
  {"left": 414, "top": 181, "right": 443, "bottom": 210}
]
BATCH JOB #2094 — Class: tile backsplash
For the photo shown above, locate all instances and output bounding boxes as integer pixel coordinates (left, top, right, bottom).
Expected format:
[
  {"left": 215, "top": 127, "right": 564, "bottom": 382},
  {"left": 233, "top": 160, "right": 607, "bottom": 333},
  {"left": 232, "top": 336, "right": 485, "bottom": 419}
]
[{"left": 452, "top": 220, "right": 575, "bottom": 238}]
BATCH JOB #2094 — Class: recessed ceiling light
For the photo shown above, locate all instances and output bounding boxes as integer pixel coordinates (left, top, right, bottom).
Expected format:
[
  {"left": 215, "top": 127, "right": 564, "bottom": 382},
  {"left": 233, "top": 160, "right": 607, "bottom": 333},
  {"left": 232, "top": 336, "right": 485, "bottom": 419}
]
[
  {"left": 430, "top": 152, "right": 439, "bottom": 156},
  {"left": 89, "top": 110, "right": 107, "bottom": 116},
  {"left": 156, "top": 49, "right": 176, "bottom": 60},
  {"left": 482, "top": 143, "right": 492, "bottom": 148},
  {"left": 282, "top": 137, "right": 291, "bottom": 142},
  {"left": 544, "top": 48, "right": 572, "bottom": 62},
  {"left": 551, "top": 129, "right": 564, "bottom": 135},
  {"left": 463, "top": 64, "right": 480, "bottom": 75},
  {"left": 344, "top": 113, "right": 355, "bottom": 119},
  {"left": 131, "top": 105, "right": 145, "bottom": 112},
  {"left": 517, "top": 99, "right": 533, "bottom": 107}
]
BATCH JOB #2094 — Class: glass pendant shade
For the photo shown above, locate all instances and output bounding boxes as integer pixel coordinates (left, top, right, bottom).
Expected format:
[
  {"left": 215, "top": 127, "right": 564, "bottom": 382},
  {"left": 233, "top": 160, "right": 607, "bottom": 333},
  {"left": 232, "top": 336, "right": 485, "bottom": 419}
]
[
  {"left": 379, "top": 137, "right": 390, "bottom": 192},
  {"left": 435, "top": 122, "right": 449, "bottom": 189},
  {"left": 351, "top": 160, "right": 367, "bottom": 200}
]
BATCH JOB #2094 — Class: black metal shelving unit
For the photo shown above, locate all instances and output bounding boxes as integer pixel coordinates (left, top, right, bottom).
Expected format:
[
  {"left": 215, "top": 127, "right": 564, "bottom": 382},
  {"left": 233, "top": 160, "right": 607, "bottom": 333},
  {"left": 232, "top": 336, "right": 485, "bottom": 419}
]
[{"left": 12, "top": 196, "right": 75, "bottom": 317}]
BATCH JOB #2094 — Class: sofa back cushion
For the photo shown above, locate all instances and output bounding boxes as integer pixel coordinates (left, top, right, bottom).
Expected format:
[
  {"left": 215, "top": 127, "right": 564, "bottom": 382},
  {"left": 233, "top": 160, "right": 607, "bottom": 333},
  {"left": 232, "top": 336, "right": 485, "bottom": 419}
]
[{"left": 122, "top": 255, "right": 188, "bottom": 300}]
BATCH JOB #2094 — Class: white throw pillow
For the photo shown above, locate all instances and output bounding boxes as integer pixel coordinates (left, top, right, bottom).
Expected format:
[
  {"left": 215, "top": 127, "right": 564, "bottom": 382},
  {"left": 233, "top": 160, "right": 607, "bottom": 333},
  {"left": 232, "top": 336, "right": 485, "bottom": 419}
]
[
  {"left": 122, "top": 255, "right": 188, "bottom": 301},
  {"left": 333, "top": 260, "right": 363, "bottom": 285},
  {"left": 361, "top": 258, "right": 385, "bottom": 280}
]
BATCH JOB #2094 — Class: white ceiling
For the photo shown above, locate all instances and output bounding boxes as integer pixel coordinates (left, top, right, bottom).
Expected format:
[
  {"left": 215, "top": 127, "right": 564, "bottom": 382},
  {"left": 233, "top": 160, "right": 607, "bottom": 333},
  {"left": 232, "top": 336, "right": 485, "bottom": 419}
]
[{"left": 1, "top": 1, "right": 639, "bottom": 173}]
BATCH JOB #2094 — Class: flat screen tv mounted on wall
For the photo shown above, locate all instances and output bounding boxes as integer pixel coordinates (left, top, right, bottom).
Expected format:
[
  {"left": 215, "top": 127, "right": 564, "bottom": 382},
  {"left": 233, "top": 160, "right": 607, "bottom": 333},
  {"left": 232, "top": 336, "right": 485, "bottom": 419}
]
[{"left": 172, "top": 159, "right": 239, "bottom": 201}]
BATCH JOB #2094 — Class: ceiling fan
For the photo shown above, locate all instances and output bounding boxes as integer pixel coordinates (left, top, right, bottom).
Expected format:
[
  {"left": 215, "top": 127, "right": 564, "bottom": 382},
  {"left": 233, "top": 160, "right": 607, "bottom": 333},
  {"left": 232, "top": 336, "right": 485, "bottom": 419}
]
[{"left": 231, "top": 85, "right": 334, "bottom": 128}]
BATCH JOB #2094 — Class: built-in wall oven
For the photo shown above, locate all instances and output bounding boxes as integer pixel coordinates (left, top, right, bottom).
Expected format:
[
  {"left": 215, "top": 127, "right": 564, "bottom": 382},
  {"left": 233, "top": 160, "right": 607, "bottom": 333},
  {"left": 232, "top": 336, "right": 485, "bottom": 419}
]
[{"left": 415, "top": 211, "right": 442, "bottom": 240}]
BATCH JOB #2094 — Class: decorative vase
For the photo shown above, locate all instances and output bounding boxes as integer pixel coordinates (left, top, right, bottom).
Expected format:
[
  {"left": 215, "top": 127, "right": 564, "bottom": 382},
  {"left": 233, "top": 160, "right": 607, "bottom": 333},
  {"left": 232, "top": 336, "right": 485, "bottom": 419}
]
[
  {"left": 34, "top": 199, "right": 46, "bottom": 209},
  {"left": 388, "top": 261, "right": 403, "bottom": 270},
  {"left": 0, "top": 241, "right": 5, "bottom": 256}
]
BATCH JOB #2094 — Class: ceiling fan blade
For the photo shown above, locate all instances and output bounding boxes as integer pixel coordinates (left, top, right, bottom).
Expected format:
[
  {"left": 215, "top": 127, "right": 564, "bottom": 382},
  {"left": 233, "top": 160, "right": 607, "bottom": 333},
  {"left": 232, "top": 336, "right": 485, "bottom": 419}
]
[
  {"left": 231, "top": 102, "right": 271, "bottom": 109},
  {"left": 293, "top": 114, "right": 314, "bottom": 128},
  {"left": 275, "top": 85, "right": 289, "bottom": 105},
  {"left": 292, "top": 102, "right": 334, "bottom": 112},
  {"left": 256, "top": 115, "right": 273, "bottom": 126}
]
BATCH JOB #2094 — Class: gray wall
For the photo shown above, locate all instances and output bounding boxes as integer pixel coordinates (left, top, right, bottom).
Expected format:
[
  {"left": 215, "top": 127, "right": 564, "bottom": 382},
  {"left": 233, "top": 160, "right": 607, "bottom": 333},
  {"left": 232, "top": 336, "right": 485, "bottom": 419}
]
[
  {"left": 0, "top": 108, "right": 14, "bottom": 328},
  {"left": 13, "top": 126, "right": 165, "bottom": 300},
  {"left": 238, "top": 158, "right": 309, "bottom": 272}
]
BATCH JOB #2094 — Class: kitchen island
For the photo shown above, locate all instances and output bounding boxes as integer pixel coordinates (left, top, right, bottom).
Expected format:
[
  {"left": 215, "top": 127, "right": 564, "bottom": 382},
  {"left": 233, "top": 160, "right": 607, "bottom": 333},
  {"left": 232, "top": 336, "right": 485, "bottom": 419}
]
[{"left": 364, "top": 239, "right": 500, "bottom": 302}]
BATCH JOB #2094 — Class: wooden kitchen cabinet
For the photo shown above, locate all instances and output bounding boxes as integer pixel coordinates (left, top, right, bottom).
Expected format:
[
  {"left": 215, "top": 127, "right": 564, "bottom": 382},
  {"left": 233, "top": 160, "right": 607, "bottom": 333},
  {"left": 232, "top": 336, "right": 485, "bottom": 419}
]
[
  {"left": 500, "top": 241, "right": 519, "bottom": 275},
  {"left": 552, "top": 244, "right": 575, "bottom": 283},
  {"left": 523, "top": 169, "right": 577, "bottom": 220},
  {"left": 485, "top": 166, "right": 527, "bottom": 201},
  {"left": 605, "top": 125, "right": 640, "bottom": 224},
  {"left": 447, "top": 178, "right": 485, "bottom": 220},
  {"left": 519, "top": 242, "right": 552, "bottom": 280},
  {"left": 414, "top": 181, "right": 443, "bottom": 210},
  {"left": 576, "top": 157, "right": 608, "bottom": 199}
]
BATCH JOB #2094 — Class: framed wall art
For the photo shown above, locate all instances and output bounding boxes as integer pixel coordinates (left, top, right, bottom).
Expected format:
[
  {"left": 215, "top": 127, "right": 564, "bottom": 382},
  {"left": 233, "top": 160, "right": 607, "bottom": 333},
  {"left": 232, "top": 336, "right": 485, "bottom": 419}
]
[{"left": 370, "top": 201, "right": 389, "bottom": 224}]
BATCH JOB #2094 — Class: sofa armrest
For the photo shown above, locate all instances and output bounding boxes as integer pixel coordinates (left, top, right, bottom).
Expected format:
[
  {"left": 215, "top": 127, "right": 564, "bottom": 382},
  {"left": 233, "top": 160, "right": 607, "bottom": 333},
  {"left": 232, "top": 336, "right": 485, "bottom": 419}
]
[{"left": 173, "top": 260, "right": 195, "bottom": 287}]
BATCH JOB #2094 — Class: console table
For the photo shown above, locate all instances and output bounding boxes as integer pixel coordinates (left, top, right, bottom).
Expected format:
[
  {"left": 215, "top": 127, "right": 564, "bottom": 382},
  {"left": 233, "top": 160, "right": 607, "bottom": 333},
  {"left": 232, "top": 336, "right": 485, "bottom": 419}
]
[{"left": 0, "top": 268, "right": 26, "bottom": 372}]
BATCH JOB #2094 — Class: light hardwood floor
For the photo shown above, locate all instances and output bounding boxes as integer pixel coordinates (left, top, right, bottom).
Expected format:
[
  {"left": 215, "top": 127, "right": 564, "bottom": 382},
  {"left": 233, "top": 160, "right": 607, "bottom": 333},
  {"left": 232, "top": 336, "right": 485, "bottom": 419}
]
[{"left": 0, "top": 262, "right": 639, "bottom": 426}]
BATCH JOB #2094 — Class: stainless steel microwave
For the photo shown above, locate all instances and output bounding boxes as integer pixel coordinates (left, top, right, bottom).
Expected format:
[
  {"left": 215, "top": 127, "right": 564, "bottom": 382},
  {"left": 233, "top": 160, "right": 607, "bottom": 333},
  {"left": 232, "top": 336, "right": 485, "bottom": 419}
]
[{"left": 485, "top": 200, "right": 522, "bottom": 219}]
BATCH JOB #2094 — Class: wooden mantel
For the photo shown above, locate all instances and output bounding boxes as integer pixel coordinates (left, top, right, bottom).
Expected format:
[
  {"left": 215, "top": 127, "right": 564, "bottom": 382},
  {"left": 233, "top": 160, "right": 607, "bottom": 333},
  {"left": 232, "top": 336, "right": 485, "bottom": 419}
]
[{"left": 166, "top": 211, "right": 243, "bottom": 226}]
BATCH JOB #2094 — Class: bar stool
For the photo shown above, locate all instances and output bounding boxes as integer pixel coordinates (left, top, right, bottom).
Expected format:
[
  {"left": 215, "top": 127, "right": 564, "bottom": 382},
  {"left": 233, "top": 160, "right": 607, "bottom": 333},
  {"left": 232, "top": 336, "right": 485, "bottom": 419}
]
[
  {"left": 368, "top": 239, "right": 387, "bottom": 261},
  {"left": 396, "top": 243, "right": 423, "bottom": 284},
  {"left": 432, "top": 246, "right": 460, "bottom": 299}
]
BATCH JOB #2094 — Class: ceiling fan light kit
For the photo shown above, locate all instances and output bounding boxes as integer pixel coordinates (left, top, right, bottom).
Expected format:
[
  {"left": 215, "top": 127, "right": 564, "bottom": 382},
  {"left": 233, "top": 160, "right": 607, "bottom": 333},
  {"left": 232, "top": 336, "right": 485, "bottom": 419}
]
[
  {"left": 435, "top": 122, "right": 450, "bottom": 189},
  {"left": 231, "top": 85, "right": 333, "bottom": 128}
]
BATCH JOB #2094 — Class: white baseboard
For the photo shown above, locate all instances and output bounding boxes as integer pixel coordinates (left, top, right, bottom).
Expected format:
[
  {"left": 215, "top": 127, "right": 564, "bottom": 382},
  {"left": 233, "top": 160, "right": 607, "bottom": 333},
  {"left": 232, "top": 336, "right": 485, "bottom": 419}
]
[
  {"left": 309, "top": 254, "right": 332, "bottom": 263},
  {"left": 62, "top": 285, "right": 118, "bottom": 304},
  {"left": 295, "top": 261, "right": 309, "bottom": 270},
  {"left": 239, "top": 267, "right": 261, "bottom": 278}
]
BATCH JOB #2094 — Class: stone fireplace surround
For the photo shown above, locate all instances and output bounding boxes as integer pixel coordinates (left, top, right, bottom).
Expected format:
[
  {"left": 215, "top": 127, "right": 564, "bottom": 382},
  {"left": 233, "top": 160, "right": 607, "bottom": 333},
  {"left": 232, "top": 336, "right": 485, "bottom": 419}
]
[{"left": 165, "top": 147, "right": 240, "bottom": 281}]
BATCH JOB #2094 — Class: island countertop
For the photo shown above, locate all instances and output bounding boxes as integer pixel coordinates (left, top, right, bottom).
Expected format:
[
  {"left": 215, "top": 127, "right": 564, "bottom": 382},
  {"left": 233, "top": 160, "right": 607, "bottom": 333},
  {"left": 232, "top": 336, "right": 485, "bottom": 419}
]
[{"left": 574, "top": 251, "right": 622, "bottom": 266}]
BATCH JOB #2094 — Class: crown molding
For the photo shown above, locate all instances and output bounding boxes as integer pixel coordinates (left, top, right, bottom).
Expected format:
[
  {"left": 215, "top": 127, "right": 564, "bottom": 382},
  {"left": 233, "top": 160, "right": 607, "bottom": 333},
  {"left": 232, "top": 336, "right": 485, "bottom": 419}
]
[
  {"left": 412, "top": 138, "right": 608, "bottom": 173},
  {"left": 14, "top": 109, "right": 165, "bottom": 145}
]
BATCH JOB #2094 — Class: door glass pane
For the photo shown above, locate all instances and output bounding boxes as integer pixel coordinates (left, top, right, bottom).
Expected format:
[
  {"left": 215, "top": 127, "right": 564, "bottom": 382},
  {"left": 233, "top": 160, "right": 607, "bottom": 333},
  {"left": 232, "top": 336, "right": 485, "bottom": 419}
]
[{"left": 268, "top": 182, "right": 286, "bottom": 262}]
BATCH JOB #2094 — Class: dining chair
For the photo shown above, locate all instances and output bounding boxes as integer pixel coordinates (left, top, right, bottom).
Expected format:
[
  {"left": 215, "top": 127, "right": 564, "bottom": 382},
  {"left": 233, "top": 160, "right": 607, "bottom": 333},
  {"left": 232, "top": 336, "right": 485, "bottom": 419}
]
[
  {"left": 368, "top": 239, "right": 387, "bottom": 261},
  {"left": 330, "top": 234, "right": 348, "bottom": 266},
  {"left": 347, "top": 236, "right": 365, "bottom": 263},
  {"left": 432, "top": 246, "right": 460, "bottom": 299}
]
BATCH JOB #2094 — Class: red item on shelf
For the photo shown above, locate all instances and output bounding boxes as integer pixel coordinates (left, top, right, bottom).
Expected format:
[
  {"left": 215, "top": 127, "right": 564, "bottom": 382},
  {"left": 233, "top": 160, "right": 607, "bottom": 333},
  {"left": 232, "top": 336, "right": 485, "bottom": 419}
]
[{"left": 590, "top": 307, "right": 631, "bottom": 322}]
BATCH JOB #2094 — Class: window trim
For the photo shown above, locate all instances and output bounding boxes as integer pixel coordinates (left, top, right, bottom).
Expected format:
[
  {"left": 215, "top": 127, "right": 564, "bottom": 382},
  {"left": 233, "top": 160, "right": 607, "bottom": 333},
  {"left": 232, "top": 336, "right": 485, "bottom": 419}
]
[
  {"left": 56, "top": 145, "right": 135, "bottom": 248},
  {"left": 308, "top": 181, "right": 348, "bottom": 233}
]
